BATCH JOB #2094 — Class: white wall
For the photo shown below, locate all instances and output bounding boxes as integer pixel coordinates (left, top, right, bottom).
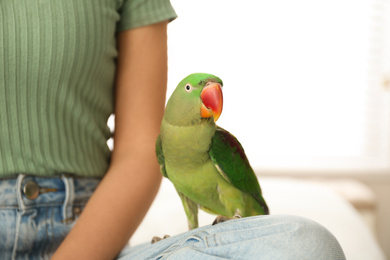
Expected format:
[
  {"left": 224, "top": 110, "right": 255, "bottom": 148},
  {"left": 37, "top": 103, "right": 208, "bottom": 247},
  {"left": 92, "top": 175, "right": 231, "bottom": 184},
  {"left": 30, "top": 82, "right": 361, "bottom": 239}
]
[
  {"left": 167, "top": 0, "right": 378, "bottom": 169},
  {"left": 167, "top": 0, "right": 390, "bottom": 258}
]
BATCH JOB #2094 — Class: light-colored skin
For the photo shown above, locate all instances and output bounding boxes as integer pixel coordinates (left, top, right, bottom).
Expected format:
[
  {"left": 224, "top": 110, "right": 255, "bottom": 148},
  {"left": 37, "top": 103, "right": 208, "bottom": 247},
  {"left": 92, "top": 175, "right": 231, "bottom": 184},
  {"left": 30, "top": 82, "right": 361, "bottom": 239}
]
[{"left": 52, "top": 21, "right": 168, "bottom": 260}]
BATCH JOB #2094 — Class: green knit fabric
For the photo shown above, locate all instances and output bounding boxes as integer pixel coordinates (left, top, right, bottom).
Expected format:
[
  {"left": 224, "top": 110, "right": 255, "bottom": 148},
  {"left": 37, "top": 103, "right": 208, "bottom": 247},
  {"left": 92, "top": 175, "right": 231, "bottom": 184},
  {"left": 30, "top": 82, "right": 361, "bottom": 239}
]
[{"left": 0, "top": 0, "right": 177, "bottom": 178}]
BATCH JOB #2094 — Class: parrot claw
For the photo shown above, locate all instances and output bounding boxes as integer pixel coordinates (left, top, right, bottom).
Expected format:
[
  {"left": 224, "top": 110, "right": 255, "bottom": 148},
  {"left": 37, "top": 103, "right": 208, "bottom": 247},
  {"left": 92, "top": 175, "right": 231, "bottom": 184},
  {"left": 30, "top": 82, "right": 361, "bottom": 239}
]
[
  {"left": 212, "top": 214, "right": 241, "bottom": 225},
  {"left": 151, "top": 234, "right": 170, "bottom": 244}
]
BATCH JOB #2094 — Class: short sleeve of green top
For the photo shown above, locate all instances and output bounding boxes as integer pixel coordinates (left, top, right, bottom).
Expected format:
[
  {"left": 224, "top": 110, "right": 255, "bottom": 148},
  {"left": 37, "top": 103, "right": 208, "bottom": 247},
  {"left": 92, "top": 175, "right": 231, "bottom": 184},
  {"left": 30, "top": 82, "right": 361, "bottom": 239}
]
[
  {"left": 0, "top": 0, "right": 177, "bottom": 178},
  {"left": 118, "top": 0, "right": 177, "bottom": 31}
]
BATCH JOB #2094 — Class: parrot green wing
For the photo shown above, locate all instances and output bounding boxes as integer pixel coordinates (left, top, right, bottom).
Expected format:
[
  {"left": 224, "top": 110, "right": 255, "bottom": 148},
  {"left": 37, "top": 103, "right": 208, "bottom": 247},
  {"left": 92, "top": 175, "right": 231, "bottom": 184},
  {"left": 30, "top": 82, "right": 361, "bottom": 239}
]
[
  {"left": 156, "top": 134, "right": 168, "bottom": 178},
  {"left": 209, "top": 127, "right": 269, "bottom": 214}
]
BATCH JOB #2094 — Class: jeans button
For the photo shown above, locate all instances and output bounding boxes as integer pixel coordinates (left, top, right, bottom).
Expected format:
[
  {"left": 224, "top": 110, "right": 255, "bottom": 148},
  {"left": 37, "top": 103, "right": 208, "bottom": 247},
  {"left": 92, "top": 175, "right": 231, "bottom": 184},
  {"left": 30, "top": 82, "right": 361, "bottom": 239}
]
[{"left": 23, "top": 181, "right": 40, "bottom": 200}]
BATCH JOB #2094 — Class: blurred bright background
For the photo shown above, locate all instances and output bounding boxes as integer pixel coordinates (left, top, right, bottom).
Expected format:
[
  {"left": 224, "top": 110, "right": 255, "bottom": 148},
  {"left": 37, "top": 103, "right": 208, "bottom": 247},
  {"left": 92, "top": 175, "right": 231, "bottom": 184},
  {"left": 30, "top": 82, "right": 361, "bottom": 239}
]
[
  {"left": 161, "top": 0, "right": 390, "bottom": 258},
  {"left": 167, "top": 0, "right": 390, "bottom": 171}
]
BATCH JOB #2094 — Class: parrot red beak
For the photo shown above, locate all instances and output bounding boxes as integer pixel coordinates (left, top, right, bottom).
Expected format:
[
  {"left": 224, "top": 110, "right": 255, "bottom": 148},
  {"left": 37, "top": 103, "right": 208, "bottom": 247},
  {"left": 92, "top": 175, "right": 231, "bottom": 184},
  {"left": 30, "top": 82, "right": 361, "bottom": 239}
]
[{"left": 200, "top": 83, "right": 223, "bottom": 122}]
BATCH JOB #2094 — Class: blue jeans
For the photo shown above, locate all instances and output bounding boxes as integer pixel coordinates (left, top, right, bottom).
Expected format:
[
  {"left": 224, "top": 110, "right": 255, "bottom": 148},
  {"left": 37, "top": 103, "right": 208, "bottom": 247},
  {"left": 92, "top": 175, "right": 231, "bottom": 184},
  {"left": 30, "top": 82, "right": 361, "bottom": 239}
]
[
  {"left": 0, "top": 174, "right": 99, "bottom": 260},
  {"left": 0, "top": 175, "right": 346, "bottom": 260},
  {"left": 118, "top": 215, "right": 346, "bottom": 260}
]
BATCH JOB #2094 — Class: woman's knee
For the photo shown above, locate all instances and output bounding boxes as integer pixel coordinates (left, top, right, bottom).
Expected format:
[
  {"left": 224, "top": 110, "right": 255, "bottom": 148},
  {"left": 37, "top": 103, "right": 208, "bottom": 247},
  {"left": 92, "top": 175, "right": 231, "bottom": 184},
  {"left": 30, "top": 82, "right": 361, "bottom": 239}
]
[{"left": 251, "top": 215, "right": 346, "bottom": 260}]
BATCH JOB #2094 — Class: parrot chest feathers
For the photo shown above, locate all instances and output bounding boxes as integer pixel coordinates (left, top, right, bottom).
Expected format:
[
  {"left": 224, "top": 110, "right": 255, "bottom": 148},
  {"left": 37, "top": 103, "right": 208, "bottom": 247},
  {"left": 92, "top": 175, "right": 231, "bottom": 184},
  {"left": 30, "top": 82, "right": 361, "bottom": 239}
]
[{"left": 160, "top": 118, "right": 216, "bottom": 168}]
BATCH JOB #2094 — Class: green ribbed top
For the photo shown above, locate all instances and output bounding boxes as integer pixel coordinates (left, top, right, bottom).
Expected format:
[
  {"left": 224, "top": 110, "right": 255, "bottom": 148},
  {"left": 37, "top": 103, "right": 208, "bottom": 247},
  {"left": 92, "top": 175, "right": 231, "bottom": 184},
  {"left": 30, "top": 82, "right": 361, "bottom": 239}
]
[{"left": 0, "top": 0, "right": 176, "bottom": 178}]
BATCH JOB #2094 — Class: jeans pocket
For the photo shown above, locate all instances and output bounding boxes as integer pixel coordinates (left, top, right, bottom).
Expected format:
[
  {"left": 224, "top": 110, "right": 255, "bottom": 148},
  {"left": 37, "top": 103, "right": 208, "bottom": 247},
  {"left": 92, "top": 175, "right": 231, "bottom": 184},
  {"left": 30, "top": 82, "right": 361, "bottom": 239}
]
[
  {"left": 43, "top": 205, "right": 86, "bottom": 258},
  {"left": 155, "top": 235, "right": 204, "bottom": 260},
  {"left": 184, "top": 235, "right": 202, "bottom": 244}
]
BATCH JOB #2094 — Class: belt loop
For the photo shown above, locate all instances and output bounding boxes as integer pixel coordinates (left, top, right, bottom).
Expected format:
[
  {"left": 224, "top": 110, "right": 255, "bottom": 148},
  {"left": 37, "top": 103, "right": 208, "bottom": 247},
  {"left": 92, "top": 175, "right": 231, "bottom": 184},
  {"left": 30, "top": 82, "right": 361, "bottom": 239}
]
[
  {"left": 16, "top": 174, "right": 26, "bottom": 211},
  {"left": 61, "top": 174, "right": 75, "bottom": 223}
]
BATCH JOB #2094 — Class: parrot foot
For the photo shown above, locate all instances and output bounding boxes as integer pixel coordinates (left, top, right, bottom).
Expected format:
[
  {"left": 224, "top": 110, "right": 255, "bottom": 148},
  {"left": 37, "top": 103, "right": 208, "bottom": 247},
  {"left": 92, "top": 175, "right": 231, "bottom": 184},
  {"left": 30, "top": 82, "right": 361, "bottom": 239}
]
[
  {"left": 151, "top": 234, "right": 170, "bottom": 244},
  {"left": 212, "top": 214, "right": 242, "bottom": 225}
]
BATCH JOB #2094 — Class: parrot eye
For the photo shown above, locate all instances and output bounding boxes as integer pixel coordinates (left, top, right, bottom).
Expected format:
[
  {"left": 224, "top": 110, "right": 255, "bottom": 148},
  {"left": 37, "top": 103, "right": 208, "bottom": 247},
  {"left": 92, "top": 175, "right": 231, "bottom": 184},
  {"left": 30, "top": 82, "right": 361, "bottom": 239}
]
[{"left": 185, "top": 84, "right": 193, "bottom": 92}]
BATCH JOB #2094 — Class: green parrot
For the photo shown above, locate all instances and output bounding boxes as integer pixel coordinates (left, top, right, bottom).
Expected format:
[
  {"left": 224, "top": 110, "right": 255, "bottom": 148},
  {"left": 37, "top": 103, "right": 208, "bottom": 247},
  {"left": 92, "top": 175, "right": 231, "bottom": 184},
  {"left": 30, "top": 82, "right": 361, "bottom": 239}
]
[{"left": 156, "top": 73, "right": 269, "bottom": 230}]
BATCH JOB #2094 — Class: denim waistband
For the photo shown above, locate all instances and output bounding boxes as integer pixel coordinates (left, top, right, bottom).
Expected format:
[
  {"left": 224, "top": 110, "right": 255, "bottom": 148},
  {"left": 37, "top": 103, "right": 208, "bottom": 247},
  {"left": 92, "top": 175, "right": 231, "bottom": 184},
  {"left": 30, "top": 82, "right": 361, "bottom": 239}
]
[{"left": 0, "top": 174, "right": 100, "bottom": 223}]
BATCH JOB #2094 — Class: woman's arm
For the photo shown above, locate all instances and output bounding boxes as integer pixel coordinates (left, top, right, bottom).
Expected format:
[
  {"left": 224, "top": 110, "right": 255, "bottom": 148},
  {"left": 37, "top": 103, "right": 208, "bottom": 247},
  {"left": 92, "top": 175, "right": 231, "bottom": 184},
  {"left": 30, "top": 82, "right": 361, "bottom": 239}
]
[{"left": 52, "top": 21, "right": 168, "bottom": 260}]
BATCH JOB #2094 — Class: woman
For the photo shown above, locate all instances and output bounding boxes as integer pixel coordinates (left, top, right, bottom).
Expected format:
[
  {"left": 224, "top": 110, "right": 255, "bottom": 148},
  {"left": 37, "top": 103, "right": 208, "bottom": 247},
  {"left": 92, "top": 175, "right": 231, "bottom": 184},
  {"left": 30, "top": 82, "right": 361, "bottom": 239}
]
[{"left": 0, "top": 1, "right": 345, "bottom": 259}]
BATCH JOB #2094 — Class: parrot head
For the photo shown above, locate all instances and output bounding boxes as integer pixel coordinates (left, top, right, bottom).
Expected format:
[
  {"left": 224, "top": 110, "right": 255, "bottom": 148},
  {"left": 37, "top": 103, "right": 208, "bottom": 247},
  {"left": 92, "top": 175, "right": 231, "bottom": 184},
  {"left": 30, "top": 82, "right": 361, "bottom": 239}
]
[{"left": 164, "top": 73, "right": 223, "bottom": 126}]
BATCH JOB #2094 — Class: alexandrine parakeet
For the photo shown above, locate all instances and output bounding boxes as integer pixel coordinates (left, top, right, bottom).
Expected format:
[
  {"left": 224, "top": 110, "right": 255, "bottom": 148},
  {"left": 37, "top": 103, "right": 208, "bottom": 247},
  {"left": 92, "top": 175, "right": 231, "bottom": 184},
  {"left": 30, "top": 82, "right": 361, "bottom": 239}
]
[{"left": 156, "top": 73, "right": 269, "bottom": 230}]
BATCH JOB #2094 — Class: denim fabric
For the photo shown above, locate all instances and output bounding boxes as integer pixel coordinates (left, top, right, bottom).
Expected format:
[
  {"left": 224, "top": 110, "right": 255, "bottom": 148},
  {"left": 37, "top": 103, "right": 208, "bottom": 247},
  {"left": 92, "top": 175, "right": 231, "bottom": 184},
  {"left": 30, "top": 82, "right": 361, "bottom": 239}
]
[
  {"left": 118, "top": 215, "right": 346, "bottom": 260},
  {"left": 0, "top": 175, "right": 346, "bottom": 260},
  {"left": 0, "top": 174, "right": 100, "bottom": 260}
]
